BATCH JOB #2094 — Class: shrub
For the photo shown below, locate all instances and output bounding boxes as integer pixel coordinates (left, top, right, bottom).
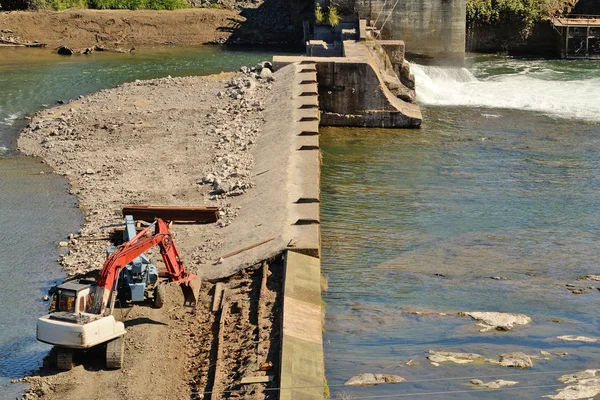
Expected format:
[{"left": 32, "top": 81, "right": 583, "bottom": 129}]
[
  {"left": 467, "top": 0, "right": 567, "bottom": 38},
  {"left": 327, "top": 4, "right": 340, "bottom": 28},
  {"left": 315, "top": 3, "right": 325, "bottom": 24},
  {"left": 49, "top": 0, "right": 86, "bottom": 10}
]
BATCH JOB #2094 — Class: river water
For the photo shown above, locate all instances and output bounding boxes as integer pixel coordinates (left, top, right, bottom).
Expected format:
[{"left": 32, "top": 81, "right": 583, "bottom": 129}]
[
  {"left": 322, "top": 56, "right": 600, "bottom": 399},
  {"left": 2, "top": 48, "right": 599, "bottom": 400},
  {"left": 0, "top": 46, "right": 274, "bottom": 399}
]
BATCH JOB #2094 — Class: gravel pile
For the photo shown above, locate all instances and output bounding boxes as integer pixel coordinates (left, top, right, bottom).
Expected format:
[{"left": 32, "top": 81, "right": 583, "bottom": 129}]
[{"left": 18, "top": 63, "right": 274, "bottom": 277}]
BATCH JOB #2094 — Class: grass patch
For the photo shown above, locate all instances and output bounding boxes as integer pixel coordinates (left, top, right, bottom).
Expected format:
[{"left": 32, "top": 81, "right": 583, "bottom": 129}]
[{"left": 324, "top": 376, "right": 331, "bottom": 399}]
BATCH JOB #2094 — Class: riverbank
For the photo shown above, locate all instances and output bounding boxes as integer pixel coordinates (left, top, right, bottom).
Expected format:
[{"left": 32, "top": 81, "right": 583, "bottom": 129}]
[
  {"left": 15, "top": 63, "right": 310, "bottom": 399},
  {"left": 0, "top": 9, "right": 239, "bottom": 48},
  {"left": 0, "top": 4, "right": 304, "bottom": 49}
]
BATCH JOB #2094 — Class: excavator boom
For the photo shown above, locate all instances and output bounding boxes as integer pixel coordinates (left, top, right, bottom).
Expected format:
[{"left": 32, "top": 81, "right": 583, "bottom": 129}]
[{"left": 94, "top": 218, "right": 200, "bottom": 314}]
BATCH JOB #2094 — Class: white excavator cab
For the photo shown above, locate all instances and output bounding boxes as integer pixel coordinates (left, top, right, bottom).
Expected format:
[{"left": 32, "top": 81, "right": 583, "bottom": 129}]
[
  {"left": 37, "top": 280, "right": 126, "bottom": 370},
  {"left": 49, "top": 281, "right": 94, "bottom": 313}
]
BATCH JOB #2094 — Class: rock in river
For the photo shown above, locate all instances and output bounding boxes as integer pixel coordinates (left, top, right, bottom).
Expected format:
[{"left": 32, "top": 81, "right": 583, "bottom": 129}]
[
  {"left": 545, "top": 369, "right": 600, "bottom": 400},
  {"left": 345, "top": 373, "right": 405, "bottom": 386},
  {"left": 498, "top": 352, "right": 533, "bottom": 369},
  {"left": 427, "top": 351, "right": 492, "bottom": 365},
  {"left": 557, "top": 335, "right": 597, "bottom": 343},
  {"left": 461, "top": 311, "right": 531, "bottom": 332},
  {"left": 470, "top": 379, "right": 519, "bottom": 389}
]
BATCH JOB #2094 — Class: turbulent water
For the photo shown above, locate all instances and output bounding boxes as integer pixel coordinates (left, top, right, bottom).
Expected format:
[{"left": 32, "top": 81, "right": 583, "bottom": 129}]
[
  {"left": 322, "top": 56, "right": 600, "bottom": 399},
  {"left": 0, "top": 46, "right": 278, "bottom": 400},
  {"left": 412, "top": 57, "right": 600, "bottom": 122}
]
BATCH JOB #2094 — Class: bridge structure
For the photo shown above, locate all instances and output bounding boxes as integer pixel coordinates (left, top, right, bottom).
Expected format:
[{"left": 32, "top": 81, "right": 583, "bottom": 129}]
[{"left": 552, "top": 14, "right": 600, "bottom": 59}]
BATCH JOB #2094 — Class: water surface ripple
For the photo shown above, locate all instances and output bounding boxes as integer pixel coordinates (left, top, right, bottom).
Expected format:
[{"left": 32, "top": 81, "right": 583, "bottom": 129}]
[{"left": 322, "top": 58, "right": 600, "bottom": 399}]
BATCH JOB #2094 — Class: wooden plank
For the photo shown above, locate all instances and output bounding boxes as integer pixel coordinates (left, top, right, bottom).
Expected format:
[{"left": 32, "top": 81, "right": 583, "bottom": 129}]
[
  {"left": 240, "top": 376, "right": 273, "bottom": 384},
  {"left": 122, "top": 205, "right": 219, "bottom": 223},
  {"left": 210, "top": 296, "right": 228, "bottom": 400},
  {"left": 212, "top": 282, "right": 225, "bottom": 312}
]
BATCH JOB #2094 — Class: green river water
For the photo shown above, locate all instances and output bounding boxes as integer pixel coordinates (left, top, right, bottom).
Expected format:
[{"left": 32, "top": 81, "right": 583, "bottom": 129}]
[
  {"left": 1, "top": 47, "right": 599, "bottom": 400},
  {"left": 322, "top": 58, "right": 600, "bottom": 399}
]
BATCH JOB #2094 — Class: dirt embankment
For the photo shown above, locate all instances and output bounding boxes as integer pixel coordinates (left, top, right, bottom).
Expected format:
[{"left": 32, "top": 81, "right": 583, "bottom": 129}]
[
  {"left": 0, "top": 8, "right": 241, "bottom": 48},
  {"left": 16, "top": 64, "right": 298, "bottom": 399}
]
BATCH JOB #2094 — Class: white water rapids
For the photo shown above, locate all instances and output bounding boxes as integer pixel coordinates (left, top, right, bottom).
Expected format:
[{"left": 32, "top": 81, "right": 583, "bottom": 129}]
[{"left": 412, "top": 63, "right": 600, "bottom": 122}]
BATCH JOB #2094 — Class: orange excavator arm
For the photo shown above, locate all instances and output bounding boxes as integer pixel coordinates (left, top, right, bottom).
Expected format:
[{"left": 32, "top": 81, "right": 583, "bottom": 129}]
[{"left": 93, "top": 218, "right": 200, "bottom": 314}]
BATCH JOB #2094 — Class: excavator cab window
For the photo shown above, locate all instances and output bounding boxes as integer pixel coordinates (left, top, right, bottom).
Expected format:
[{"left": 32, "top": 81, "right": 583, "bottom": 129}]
[
  {"left": 57, "top": 291, "right": 76, "bottom": 312},
  {"left": 85, "top": 292, "right": 95, "bottom": 312}
]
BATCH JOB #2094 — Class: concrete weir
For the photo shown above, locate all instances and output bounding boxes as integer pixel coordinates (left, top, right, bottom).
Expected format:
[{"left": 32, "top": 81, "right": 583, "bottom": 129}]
[
  {"left": 278, "top": 62, "right": 325, "bottom": 399},
  {"left": 273, "top": 41, "right": 422, "bottom": 129}
]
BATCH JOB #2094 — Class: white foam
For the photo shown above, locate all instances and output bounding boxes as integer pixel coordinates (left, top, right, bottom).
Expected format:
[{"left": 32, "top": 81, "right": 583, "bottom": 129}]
[
  {"left": 1, "top": 112, "right": 21, "bottom": 126},
  {"left": 412, "top": 64, "right": 600, "bottom": 122},
  {"left": 0, "top": 146, "right": 8, "bottom": 153}
]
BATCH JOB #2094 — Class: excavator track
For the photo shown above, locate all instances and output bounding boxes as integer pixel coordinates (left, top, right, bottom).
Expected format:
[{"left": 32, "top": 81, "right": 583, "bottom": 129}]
[
  {"left": 106, "top": 336, "right": 124, "bottom": 369},
  {"left": 56, "top": 347, "right": 74, "bottom": 371}
]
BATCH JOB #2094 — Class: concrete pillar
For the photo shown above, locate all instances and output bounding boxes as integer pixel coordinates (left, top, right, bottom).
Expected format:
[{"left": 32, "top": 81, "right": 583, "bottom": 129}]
[{"left": 354, "top": 0, "right": 466, "bottom": 65}]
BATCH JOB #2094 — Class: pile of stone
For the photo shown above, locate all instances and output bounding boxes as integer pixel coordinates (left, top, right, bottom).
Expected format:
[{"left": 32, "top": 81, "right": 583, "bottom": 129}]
[{"left": 200, "top": 62, "right": 274, "bottom": 200}]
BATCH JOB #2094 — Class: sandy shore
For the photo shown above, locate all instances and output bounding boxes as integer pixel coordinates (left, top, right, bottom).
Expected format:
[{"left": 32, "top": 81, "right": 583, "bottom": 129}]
[{"left": 16, "top": 63, "right": 297, "bottom": 399}]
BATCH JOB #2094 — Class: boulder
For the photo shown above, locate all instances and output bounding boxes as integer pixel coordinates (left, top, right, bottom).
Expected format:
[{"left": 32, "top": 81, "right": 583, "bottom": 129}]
[
  {"left": 260, "top": 68, "right": 274, "bottom": 82},
  {"left": 427, "top": 351, "right": 491, "bottom": 365},
  {"left": 546, "top": 369, "right": 600, "bottom": 400},
  {"left": 461, "top": 311, "right": 531, "bottom": 332},
  {"left": 345, "top": 373, "right": 405, "bottom": 386},
  {"left": 470, "top": 379, "right": 519, "bottom": 389},
  {"left": 498, "top": 352, "right": 533, "bottom": 369}
]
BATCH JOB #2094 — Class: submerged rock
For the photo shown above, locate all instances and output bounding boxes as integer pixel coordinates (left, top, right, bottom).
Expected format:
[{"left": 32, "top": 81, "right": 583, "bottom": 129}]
[
  {"left": 470, "top": 379, "right": 519, "bottom": 389},
  {"left": 545, "top": 369, "right": 600, "bottom": 400},
  {"left": 498, "top": 352, "right": 533, "bottom": 369},
  {"left": 557, "top": 335, "right": 597, "bottom": 343},
  {"left": 427, "top": 351, "right": 491, "bottom": 365},
  {"left": 578, "top": 274, "right": 600, "bottom": 281},
  {"left": 344, "top": 373, "right": 405, "bottom": 386},
  {"left": 461, "top": 311, "right": 531, "bottom": 332}
]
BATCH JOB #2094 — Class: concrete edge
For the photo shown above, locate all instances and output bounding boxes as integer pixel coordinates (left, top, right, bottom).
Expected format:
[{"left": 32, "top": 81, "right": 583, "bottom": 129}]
[
  {"left": 280, "top": 250, "right": 324, "bottom": 400},
  {"left": 279, "top": 62, "right": 325, "bottom": 400}
]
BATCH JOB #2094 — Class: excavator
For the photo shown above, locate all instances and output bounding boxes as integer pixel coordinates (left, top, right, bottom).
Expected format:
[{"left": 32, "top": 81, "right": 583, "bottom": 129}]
[{"left": 36, "top": 218, "right": 201, "bottom": 370}]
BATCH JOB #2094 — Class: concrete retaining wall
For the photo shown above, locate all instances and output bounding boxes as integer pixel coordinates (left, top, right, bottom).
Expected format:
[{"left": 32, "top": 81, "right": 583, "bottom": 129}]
[
  {"left": 354, "top": 0, "right": 466, "bottom": 64},
  {"left": 273, "top": 45, "right": 422, "bottom": 128}
]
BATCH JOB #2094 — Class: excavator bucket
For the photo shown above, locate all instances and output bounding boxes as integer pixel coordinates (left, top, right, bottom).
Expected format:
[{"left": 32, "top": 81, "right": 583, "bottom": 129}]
[{"left": 180, "top": 274, "right": 201, "bottom": 306}]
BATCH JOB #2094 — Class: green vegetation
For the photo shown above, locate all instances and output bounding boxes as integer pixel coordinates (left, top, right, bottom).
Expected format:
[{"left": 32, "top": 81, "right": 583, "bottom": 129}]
[
  {"left": 467, "top": 0, "right": 567, "bottom": 37},
  {"left": 315, "top": 3, "right": 325, "bottom": 24},
  {"left": 327, "top": 5, "right": 340, "bottom": 28},
  {"left": 315, "top": 2, "right": 340, "bottom": 28},
  {"left": 324, "top": 376, "right": 330, "bottom": 399},
  {"left": 0, "top": 0, "right": 187, "bottom": 10}
]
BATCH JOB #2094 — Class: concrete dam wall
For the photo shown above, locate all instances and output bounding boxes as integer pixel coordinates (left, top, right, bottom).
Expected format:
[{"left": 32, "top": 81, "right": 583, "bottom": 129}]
[{"left": 352, "top": 0, "right": 466, "bottom": 64}]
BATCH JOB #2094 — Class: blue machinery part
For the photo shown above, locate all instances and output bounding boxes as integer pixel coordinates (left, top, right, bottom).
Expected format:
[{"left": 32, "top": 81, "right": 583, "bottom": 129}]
[{"left": 107, "top": 215, "right": 159, "bottom": 304}]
